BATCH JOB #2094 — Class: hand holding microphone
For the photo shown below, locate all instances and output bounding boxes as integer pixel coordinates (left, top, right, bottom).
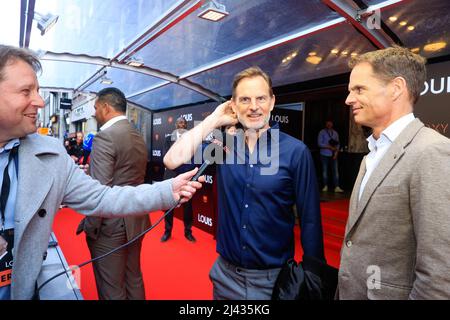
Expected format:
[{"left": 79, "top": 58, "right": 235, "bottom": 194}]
[{"left": 171, "top": 161, "right": 209, "bottom": 204}]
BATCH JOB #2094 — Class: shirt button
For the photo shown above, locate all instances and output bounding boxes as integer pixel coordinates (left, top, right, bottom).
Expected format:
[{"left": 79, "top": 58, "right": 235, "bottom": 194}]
[
  {"left": 242, "top": 245, "right": 247, "bottom": 250},
  {"left": 243, "top": 225, "right": 247, "bottom": 229},
  {"left": 346, "top": 240, "right": 353, "bottom": 248},
  {"left": 246, "top": 183, "right": 250, "bottom": 187},
  {"left": 250, "top": 165, "right": 253, "bottom": 168},
  {"left": 244, "top": 204, "right": 248, "bottom": 208}
]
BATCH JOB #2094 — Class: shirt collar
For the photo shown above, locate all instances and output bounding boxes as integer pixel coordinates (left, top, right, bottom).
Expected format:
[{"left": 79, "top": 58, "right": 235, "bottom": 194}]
[
  {"left": 0, "top": 139, "right": 20, "bottom": 154},
  {"left": 366, "top": 113, "right": 415, "bottom": 151},
  {"left": 100, "top": 115, "right": 128, "bottom": 131},
  {"left": 382, "top": 113, "right": 415, "bottom": 142}
]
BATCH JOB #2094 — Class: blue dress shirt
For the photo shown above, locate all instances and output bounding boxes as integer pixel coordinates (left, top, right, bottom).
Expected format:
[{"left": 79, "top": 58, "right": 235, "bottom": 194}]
[{"left": 184, "top": 123, "right": 324, "bottom": 269}]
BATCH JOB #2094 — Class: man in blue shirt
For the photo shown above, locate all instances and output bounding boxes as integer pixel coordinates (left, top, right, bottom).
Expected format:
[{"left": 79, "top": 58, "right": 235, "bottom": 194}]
[
  {"left": 164, "top": 66, "right": 324, "bottom": 300},
  {"left": 318, "top": 120, "right": 344, "bottom": 193}
]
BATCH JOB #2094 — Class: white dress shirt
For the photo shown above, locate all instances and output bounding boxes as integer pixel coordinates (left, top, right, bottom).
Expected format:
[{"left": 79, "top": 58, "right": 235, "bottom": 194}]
[
  {"left": 99, "top": 115, "right": 128, "bottom": 132},
  {"left": 358, "top": 113, "right": 415, "bottom": 201}
]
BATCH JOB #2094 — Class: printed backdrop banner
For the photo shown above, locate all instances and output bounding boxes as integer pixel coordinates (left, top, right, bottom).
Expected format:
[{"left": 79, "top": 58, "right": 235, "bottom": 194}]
[
  {"left": 415, "top": 60, "right": 450, "bottom": 138},
  {"left": 151, "top": 102, "right": 218, "bottom": 235},
  {"left": 271, "top": 103, "right": 305, "bottom": 141}
]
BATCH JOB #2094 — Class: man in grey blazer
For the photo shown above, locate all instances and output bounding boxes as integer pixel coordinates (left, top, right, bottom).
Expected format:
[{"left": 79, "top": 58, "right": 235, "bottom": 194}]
[
  {"left": 77, "top": 87, "right": 150, "bottom": 299},
  {"left": 0, "top": 45, "right": 203, "bottom": 300},
  {"left": 338, "top": 46, "right": 450, "bottom": 299}
]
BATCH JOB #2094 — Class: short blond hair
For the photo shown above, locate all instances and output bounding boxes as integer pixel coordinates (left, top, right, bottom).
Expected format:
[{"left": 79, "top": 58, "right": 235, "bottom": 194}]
[
  {"left": 349, "top": 46, "right": 426, "bottom": 104},
  {"left": 232, "top": 66, "right": 273, "bottom": 98}
]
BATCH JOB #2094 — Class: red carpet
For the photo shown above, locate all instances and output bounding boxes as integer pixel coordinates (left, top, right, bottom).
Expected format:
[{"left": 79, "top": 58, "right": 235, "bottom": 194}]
[
  {"left": 321, "top": 199, "right": 349, "bottom": 267},
  {"left": 52, "top": 200, "right": 348, "bottom": 300},
  {"left": 52, "top": 209, "right": 218, "bottom": 300}
]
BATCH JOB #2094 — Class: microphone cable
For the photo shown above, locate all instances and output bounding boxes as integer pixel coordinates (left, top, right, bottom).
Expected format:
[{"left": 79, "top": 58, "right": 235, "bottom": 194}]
[{"left": 35, "top": 160, "right": 210, "bottom": 297}]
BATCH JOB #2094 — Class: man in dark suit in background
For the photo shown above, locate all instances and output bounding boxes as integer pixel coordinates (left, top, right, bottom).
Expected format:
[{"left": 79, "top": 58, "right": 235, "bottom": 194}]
[
  {"left": 161, "top": 117, "right": 196, "bottom": 243},
  {"left": 77, "top": 87, "right": 150, "bottom": 299}
]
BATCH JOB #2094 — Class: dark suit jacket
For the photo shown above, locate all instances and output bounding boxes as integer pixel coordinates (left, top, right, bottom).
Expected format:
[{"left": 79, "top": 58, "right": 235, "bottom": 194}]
[{"left": 78, "top": 119, "right": 150, "bottom": 241}]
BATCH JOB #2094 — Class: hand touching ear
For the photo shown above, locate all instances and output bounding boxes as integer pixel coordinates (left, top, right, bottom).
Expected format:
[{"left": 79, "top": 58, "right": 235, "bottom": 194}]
[{"left": 211, "top": 100, "right": 238, "bottom": 127}]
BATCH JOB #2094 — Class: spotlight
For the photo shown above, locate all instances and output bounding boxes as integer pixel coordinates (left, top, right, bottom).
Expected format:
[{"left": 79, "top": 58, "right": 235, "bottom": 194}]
[
  {"left": 126, "top": 56, "right": 144, "bottom": 67},
  {"left": 100, "top": 76, "right": 113, "bottom": 85},
  {"left": 306, "top": 56, "right": 322, "bottom": 65},
  {"left": 34, "top": 12, "right": 59, "bottom": 36},
  {"left": 198, "top": 0, "right": 228, "bottom": 22},
  {"left": 423, "top": 42, "right": 447, "bottom": 52},
  {"left": 331, "top": 49, "right": 339, "bottom": 55}
]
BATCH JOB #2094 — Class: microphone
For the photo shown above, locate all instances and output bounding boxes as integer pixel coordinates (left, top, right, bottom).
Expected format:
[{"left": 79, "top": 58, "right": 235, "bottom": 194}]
[{"left": 190, "top": 159, "right": 211, "bottom": 182}]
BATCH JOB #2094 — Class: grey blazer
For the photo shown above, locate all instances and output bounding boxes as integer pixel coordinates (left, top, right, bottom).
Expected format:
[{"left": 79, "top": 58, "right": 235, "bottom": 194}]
[
  {"left": 78, "top": 119, "right": 150, "bottom": 241},
  {"left": 12, "top": 133, "right": 176, "bottom": 299},
  {"left": 338, "top": 119, "right": 450, "bottom": 299}
]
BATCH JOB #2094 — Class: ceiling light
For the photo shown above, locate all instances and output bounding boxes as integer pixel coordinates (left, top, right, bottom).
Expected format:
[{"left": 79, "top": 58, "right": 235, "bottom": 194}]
[
  {"left": 389, "top": 16, "right": 398, "bottom": 22},
  {"left": 308, "top": 51, "right": 317, "bottom": 56},
  {"left": 423, "top": 42, "right": 447, "bottom": 52},
  {"left": 331, "top": 49, "right": 339, "bottom": 55},
  {"left": 34, "top": 12, "right": 59, "bottom": 36},
  {"left": 399, "top": 21, "right": 407, "bottom": 26},
  {"left": 291, "top": 52, "right": 298, "bottom": 58},
  {"left": 198, "top": 0, "right": 228, "bottom": 22},
  {"left": 341, "top": 50, "right": 349, "bottom": 56},
  {"left": 410, "top": 47, "right": 420, "bottom": 53},
  {"left": 407, "top": 25, "right": 415, "bottom": 31},
  {"left": 306, "top": 56, "right": 322, "bottom": 65},
  {"left": 100, "top": 76, "right": 113, "bottom": 85},
  {"left": 126, "top": 57, "right": 144, "bottom": 67},
  {"left": 351, "top": 52, "right": 358, "bottom": 57}
]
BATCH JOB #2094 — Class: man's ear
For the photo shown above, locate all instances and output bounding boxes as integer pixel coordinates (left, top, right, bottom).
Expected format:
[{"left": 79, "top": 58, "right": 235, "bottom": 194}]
[
  {"left": 230, "top": 98, "right": 237, "bottom": 113},
  {"left": 391, "top": 77, "right": 407, "bottom": 101},
  {"left": 104, "top": 103, "right": 112, "bottom": 115},
  {"left": 269, "top": 94, "right": 276, "bottom": 112}
]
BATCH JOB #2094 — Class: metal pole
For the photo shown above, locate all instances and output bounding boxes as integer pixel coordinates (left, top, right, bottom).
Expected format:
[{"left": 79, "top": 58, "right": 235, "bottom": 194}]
[{"left": 58, "top": 93, "right": 66, "bottom": 142}]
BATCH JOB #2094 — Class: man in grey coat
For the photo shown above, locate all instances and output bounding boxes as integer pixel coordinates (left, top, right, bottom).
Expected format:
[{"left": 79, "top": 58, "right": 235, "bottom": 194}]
[
  {"left": 338, "top": 46, "right": 450, "bottom": 299},
  {"left": 0, "top": 45, "right": 203, "bottom": 300}
]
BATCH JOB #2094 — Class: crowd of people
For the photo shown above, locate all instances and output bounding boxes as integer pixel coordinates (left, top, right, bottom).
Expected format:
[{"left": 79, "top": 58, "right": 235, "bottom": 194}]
[{"left": 1, "top": 43, "right": 450, "bottom": 301}]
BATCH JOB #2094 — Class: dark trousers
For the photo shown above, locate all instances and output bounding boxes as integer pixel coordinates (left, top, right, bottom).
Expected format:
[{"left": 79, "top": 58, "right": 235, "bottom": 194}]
[
  {"left": 164, "top": 201, "right": 193, "bottom": 235},
  {"left": 86, "top": 222, "right": 145, "bottom": 300}
]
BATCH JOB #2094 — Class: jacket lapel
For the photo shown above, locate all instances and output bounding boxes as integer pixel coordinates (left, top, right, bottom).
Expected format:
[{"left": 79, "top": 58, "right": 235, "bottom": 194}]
[
  {"left": 346, "top": 156, "right": 366, "bottom": 232},
  {"left": 15, "top": 136, "right": 55, "bottom": 227},
  {"left": 347, "top": 119, "right": 424, "bottom": 234}
]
